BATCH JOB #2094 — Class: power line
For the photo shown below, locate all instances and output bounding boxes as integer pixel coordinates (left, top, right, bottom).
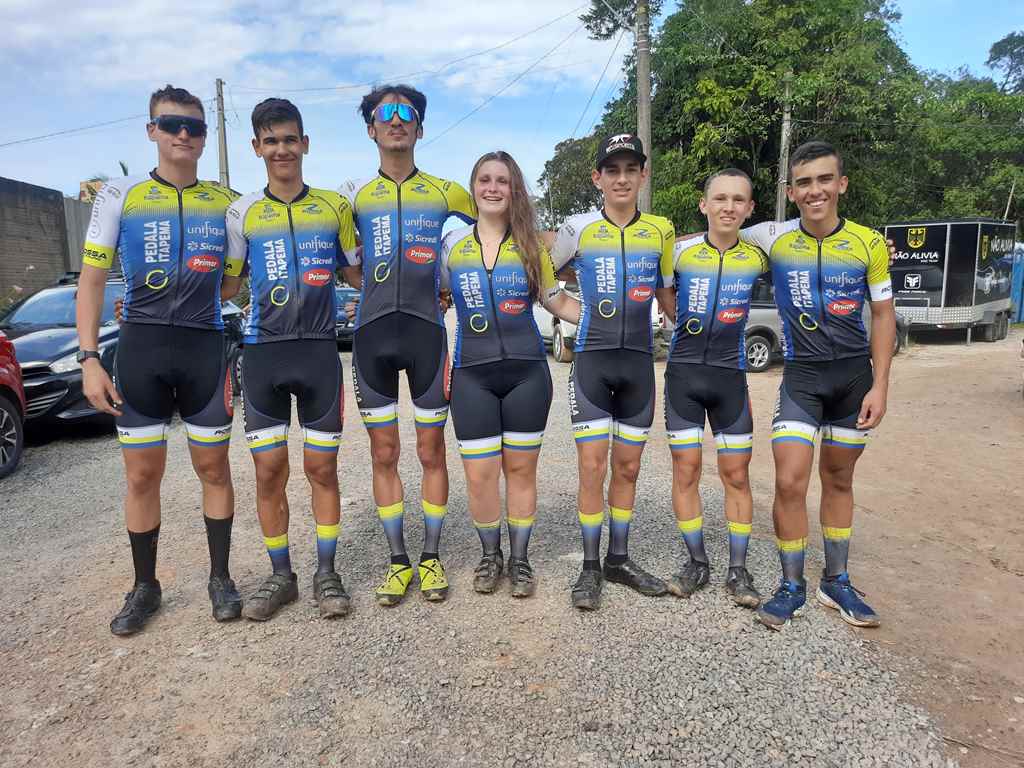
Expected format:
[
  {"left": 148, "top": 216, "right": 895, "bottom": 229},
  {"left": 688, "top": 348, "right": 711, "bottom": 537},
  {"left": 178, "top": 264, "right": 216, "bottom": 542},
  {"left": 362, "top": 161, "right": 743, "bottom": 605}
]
[{"left": 571, "top": 28, "right": 626, "bottom": 137}]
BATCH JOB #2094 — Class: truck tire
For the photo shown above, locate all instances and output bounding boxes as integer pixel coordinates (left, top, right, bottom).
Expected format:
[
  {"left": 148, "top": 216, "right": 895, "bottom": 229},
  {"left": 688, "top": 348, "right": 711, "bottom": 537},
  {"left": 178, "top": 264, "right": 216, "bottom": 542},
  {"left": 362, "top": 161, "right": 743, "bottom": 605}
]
[
  {"left": 979, "top": 320, "right": 998, "bottom": 342},
  {"left": 0, "top": 394, "right": 25, "bottom": 480},
  {"left": 745, "top": 334, "right": 772, "bottom": 373},
  {"left": 552, "top": 324, "right": 574, "bottom": 363},
  {"left": 997, "top": 313, "right": 1009, "bottom": 341}
]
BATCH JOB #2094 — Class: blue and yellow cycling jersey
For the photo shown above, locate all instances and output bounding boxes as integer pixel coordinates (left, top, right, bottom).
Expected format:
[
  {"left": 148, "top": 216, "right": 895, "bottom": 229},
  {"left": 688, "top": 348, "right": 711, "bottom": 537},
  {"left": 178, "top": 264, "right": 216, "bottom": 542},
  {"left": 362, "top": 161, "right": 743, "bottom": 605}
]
[
  {"left": 339, "top": 169, "right": 476, "bottom": 329},
  {"left": 741, "top": 218, "right": 892, "bottom": 360},
  {"left": 440, "top": 225, "right": 561, "bottom": 368},
  {"left": 661, "top": 235, "right": 768, "bottom": 369},
  {"left": 551, "top": 209, "right": 674, "bottom": 354},
  {"left": 226, "top": 185, "right": 357, "bottom": 344},
  {"left": 82, "top": 172, "right": 238, "bottom": 329}
]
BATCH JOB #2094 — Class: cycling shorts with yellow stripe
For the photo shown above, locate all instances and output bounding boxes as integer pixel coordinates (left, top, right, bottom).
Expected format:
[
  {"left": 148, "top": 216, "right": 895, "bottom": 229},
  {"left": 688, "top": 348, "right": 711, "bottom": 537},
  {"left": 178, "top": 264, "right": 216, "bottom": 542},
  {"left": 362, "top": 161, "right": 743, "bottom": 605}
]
[
  {"left": 771, "top": 355, "right": 873, "bottom": 449},
  {"left": 664, "top": 362, "right": 752, "bottom": 454},
  {"left": 568, "top": 349, "right": 654, "bottom": 446},
  {"left": 114, "top": 323, "right": 233, "bottom": 450},
  {"left": 450, "top": 359, "right": 552, "bottom": 459},
  {"left": 241, "top": 339, "right": 343, "bottom": 453}
]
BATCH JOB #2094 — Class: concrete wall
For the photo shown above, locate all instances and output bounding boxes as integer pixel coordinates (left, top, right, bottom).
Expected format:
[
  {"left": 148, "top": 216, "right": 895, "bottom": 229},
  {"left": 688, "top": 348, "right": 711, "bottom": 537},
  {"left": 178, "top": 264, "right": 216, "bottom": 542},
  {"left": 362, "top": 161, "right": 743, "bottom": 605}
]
[
  {"left": 0, "top": 177, "right": 70, "bottom": 301},
  {"left": 63, "top": 197, "right": 90, "bottom": 273}
]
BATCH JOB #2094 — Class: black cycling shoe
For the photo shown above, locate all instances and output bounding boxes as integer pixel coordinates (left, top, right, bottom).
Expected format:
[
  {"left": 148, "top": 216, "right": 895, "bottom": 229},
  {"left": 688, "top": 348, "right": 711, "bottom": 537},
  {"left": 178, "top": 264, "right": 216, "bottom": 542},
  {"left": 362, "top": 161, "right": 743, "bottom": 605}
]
[
  {"left": 208, "top": 576, "right": 242, "bottom": 622},
  {"left": 313, "top": 571, "right": 351, "bottom": 618},
  {"left": 666, "top": 559, "right": 711, "bottom": 598},
  {"left": 473, "top": 551, "right": 505, "bottom": 594},
  {"left": 242, "top": 572, "right": 298, "bottom": 621},
  {"left": 110, "top": 580, "right": 162, "bottom": 636},
  {"left": 508, "top": 557, "right": 536, "bottom": 598},
  {"left": 725, "top": 566, "right": 762, "bottom": 609},
  {"left": 603, "top": 558, "right": 668, "bottom": 596},
  {"left": 571, "top": 568, "right": 604, "bottom": 610}
]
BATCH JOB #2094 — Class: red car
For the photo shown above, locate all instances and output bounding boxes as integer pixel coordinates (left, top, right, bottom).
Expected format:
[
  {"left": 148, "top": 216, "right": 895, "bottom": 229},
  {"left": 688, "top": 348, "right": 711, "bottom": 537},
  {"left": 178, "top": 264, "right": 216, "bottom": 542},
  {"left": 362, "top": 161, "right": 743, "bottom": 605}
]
[{"left": 0, "top": 329, "right": 26, "bottom": 478}]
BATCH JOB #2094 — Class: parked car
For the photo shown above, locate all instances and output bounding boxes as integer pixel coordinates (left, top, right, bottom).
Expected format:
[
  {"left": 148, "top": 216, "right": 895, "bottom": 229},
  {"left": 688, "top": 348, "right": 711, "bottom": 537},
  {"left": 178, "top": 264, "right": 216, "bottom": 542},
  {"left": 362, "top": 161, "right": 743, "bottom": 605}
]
[
  {"left": 335, "top": 283, "right": 360, "bottom": 347},
  {"left": 532, "top": 281, "right": 667, "bottom": 363},
  {"left": 0, "top": 329, "right": 26, "bottom": 478},
  {"left": 741, "top": 274, "right": 908, "bottom": 373},
  {"left": 0, "top": 279, "right": 246, "bottom": 425}
]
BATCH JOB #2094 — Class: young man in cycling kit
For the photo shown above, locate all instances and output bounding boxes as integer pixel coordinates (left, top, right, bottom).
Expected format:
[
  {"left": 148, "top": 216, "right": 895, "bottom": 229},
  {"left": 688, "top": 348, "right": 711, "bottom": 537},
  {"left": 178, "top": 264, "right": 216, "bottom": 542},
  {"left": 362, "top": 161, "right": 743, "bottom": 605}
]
[
  {"left": 550, "top": 134, "right": 675, "bottom": 610},
  {"left": 740, "top": 141, "right": 896, "bottom": 630},
  {"left": 225, "top": 99, "right": 358, "bottom": 621},
  {"left": 655, "top": 169, "right": 768, "bottom": 609},
  {"left": 339, "top": 85, "right": 475, "bottom": 606},
  {"left": 77, "top": 85, "right": 242, "bottom": 635}
]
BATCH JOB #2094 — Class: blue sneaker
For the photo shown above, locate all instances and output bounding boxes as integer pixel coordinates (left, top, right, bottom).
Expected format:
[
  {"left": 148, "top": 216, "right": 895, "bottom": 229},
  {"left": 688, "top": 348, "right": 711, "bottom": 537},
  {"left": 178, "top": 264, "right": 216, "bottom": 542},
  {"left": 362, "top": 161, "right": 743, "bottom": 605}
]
[
  {"left": 817, "top": 571, "right": 880, "bottom": 628},
  {"left": 756, "top": 579, "right": 806, "bottom": 630}
]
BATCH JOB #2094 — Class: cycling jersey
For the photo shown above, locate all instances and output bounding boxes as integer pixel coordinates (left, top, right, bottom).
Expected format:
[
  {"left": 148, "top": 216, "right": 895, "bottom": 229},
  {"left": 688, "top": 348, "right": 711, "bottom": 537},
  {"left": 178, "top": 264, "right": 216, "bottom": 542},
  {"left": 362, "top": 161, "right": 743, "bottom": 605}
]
[
  {"left": 440, "top": 225, "right": 561, "bottom": 367},
  {"left": 83, "top": 172, "right": 238, "bottom": 329},
  {"left": 661, "top": 235, "right": 768, "bottom": 369},
  {"left": 551, "top": 209, "right": 674, "bottom": 353},
  {"left": 741, "top": 218, "right": 892, "bottom": 360},
  {"left": 340, "top": 169, "right": 475, "bottom": 328},
  {"left": 226, "top": 185, "right": 357, "bottom": 344}
]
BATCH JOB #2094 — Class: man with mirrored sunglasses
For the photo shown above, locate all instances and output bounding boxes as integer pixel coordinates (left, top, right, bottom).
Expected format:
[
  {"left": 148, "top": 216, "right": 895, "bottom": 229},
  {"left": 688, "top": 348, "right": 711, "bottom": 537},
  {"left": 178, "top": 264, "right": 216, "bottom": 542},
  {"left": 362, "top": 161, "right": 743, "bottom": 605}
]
[{"left": 77, "top": 84, "right": 243, "bottom": 636}]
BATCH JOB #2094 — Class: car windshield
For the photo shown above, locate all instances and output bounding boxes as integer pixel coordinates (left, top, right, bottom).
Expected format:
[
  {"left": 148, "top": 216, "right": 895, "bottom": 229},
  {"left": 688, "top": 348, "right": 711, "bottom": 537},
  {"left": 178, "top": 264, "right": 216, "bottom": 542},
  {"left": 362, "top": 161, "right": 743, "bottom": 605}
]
[{"left": 0, "top": 284, "right": 123, "bottom": 327}]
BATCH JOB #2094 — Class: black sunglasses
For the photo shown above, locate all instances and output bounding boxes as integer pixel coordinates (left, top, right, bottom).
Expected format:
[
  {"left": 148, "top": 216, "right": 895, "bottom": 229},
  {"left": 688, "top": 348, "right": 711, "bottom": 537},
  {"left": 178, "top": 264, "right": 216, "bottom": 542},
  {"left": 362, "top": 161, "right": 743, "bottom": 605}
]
[{"left": 151, "top": 114, "right": 207, "bottom": 138}]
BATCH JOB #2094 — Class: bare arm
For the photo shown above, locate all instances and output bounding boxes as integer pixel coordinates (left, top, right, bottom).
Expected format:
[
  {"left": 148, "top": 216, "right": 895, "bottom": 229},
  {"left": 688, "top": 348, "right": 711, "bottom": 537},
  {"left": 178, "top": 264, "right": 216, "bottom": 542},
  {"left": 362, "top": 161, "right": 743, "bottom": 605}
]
[
  {"left": 221, "top": 275, "right": 242, "bottom": 302},
  {"left": 341, "top": 265, "right": 362, "bottom": 290},
  {"left": 75, "top": 264, "right": 122, "bottom": 415},
  {"left": 858, "top": 298, "right": 896, "bottom": 429},
  {"left": 655, "top": 287, "right": 676, "bottom": 322},
  {"left": 542, "top": 291, "right": 580, "bottom": 325}
]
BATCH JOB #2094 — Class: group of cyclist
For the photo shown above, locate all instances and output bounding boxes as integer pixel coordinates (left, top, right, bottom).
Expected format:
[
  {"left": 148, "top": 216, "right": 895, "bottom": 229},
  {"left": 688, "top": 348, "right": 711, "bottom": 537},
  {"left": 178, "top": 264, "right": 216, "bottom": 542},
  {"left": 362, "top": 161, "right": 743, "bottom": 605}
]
[{"left": 76, "top": 82, "right": 895, "bottom": 637}]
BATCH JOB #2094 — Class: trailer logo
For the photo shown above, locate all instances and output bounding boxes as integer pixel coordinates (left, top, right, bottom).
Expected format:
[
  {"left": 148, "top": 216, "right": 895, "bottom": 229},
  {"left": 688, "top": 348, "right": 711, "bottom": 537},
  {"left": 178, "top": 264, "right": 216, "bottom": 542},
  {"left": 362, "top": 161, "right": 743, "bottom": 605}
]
[
  {"left": 908, "top": 228, "right": 926, "bottom": 249},
  {"left": 905, "top": 273, "right": 922, "bottom": 290}
]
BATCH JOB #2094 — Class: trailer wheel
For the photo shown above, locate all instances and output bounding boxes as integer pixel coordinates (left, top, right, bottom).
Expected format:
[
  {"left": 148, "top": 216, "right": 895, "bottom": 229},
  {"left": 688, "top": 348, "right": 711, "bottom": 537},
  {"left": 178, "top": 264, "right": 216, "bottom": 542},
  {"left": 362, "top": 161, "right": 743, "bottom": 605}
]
[
  {"left": 980, "top": 320, "right": 998, "bottom": 342},
  {"left": 997, "top": 313, "right": 1009, "bottom": 341}
]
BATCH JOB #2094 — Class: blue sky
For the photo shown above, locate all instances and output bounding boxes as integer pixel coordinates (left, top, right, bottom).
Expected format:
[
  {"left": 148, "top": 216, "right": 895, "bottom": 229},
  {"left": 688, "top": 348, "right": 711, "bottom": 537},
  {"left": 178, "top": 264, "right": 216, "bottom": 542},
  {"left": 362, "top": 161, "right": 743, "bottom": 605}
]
[{"left": 1, "top": 1, "right": 1020, "bottom": 200}]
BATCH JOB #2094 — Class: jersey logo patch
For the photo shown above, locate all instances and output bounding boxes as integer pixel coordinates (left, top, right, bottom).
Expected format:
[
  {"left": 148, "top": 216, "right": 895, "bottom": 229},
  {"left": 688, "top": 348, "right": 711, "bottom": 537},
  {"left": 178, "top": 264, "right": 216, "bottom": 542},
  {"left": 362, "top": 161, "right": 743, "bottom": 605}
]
[
  {"left": 628, "top": 285, "right": 653, "bottom": 302},
  {"left": 717, "top": 308, "right": 745, "bottom": 324},
  {"left": 405, "top": 246, "right": 435, "bottom": 264},
  {"left": 827, "top": 299, "right": 858, "bottom": 316},
  {"left": 303, "top": 269, "right": 333, "bottom": 286},
  {"left": 187, "top": 255, "right": 220, "bottom": 273},
  {"left": 499, "top": 299, "right": 527, "bottom": 315}
]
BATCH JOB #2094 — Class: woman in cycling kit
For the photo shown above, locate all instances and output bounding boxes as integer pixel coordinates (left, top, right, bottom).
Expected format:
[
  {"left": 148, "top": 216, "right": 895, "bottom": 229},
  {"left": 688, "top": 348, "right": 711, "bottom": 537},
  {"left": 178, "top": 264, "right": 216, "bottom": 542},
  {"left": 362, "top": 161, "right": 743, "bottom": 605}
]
[{"left": 440, "top": 151, "right": 579, "bottom": 597}]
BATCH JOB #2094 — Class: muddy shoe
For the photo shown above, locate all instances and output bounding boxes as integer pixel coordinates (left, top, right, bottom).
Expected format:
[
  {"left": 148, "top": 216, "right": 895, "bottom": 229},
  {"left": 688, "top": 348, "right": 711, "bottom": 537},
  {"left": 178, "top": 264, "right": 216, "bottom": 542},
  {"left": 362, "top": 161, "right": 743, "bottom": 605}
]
[
  {"left": 571, "top": 568, "right": 603, "bottom": 610},
  {"left": 208, "top": 576, "right": 242, "bottom": 622},
  {"left": 375, "top": 563, "right": 414, "bottom": 607},
  {"left": 418, "top": 558, "right": 449, "bottom": 602},
  {"left": 242, "top": 572, "right": 298, "bottom": 621},
  {"left": 603, "top": 558, "right": 668, "bottom": 596},
  {"left": 725, "top": 566, "right": 761, "bottom": 609},
  {"left": 508, "top": 557, "right": 537, "bottom": 598},
  {"left": 666, "top": 559, "right": 711, "bottom": 598},
  {"left": 110, "top": 581, "right": 162, "bottom": 636},
  {"left": 313, "top": 571, "right": 351, "bottom": 618},
  {"left": 473, "top": 551, "right": 504, "bottom": 594}
]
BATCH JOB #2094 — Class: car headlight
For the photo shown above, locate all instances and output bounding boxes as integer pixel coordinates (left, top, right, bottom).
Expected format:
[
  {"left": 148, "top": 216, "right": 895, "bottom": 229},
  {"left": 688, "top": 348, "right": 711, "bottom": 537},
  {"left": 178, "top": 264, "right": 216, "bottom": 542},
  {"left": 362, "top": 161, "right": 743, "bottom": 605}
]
[{"left": 50, "top": 340, "right": 115, "bottom": 374}]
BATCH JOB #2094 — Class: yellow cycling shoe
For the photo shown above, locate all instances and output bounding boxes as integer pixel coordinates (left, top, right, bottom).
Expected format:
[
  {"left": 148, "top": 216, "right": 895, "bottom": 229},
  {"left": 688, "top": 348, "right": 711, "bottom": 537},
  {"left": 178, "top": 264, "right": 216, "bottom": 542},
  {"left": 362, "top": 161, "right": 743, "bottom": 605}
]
[
  {"left": 418, "top": 558, "right": 449, "bottom": 602},
  {"left": 375, "top": 563, "right": 414, "bottom": 607}
]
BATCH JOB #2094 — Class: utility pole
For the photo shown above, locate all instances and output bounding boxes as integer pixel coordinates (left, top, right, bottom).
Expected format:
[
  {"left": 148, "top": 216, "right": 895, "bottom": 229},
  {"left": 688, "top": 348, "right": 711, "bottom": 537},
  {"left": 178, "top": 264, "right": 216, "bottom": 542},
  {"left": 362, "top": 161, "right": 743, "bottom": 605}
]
[
  {"left": 1004, "top": 178, "right": 1016, "bottom": 220},
  {"left": 775, "top": 72, "right": 793, "bottom": 222},
  {"left": 215, "top": 78, "right": 230, "bottom": 189},
  {"left": 636, "top": 0, "right": 652, "bottom": 212}
]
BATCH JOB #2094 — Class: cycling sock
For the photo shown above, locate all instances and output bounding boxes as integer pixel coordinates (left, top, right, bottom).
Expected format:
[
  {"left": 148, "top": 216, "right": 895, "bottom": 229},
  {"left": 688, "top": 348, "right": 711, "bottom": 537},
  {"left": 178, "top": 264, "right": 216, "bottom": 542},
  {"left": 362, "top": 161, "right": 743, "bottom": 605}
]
[
  {"left": 128, "top": 525, "right": 160, "bottom": 585},
  {"left": 578, "top": 511, "right": 603, "bottom": 563},
  {"left": 607, "top": 506, "right": 632, "bottom": 558},
  {"left": 264, "top": 533, "right": 292, "bottom": 575},
  {"left": 507, "top": 515, "right": 535, "bottom": 560},
  {"left": 377, "top": 500, "right": 407, "bottom": 560},
  {"left": 777, "top": 537, "right": 807, "bottom": 583},
  {"left": 420, "top": 551, "right": 439, "bottom": 564},
  {"left": 474, "top": 518, "right": 502, "bottom": 555},
  {"left": 422, "top": 500, "right": 447, "bottom": 555},
  {"left": 315, "top": 522, "right": 340, "bottom": 574},
  {"left": 678, "top": 516, "right": 708, "bottom": 563},
  {"left": 391, "top": 554, "right": 412, "bottom": 567},
  {"left": 822, "top": 526, "right": 851, "bottom": 577},
  {"left": 727, "top": 521, "right": 751, "bottom": 569},
  {"left": 583, "top": 559, "right": 602, "bottom": 572},
  {"left": 203, "top": 516, "right": 232, "bottom": 579}
]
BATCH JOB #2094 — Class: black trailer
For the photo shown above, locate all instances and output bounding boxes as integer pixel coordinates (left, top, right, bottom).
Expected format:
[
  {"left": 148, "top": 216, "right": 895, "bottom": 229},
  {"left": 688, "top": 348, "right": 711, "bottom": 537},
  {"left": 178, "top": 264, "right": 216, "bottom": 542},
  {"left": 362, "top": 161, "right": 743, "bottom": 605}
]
[{"left": 883, "top": 218, "right": 1016, "bottom": 341}]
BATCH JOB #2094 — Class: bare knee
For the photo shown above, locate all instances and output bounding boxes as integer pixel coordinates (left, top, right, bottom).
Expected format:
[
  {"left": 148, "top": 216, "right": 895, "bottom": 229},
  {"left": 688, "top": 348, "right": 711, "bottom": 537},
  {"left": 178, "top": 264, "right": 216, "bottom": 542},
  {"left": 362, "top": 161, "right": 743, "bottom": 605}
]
[
  {"left": 611, "top": 456, "right": 641, "bottom": 486},
  {"left": 775, "top": 469, "right": 809, "bottom": 500},
  {"left": 125, "top": 462, "right": 164, "bottom": 495},
  {"left": 578, "top": 452, "right": 608, "bottom": 484},
  {"left": 371, "top": 438, "right": 400, "bottom": 470},
  {"left": 304, "top": 457, "right": 338, "bottom": 489},
  {"left": 719, "top": 464, "right": 750, "bottom": 493},
  {"left": 254, "top": 456, "right": 288, "bottom": 491},
  {"left": 672, "top": 454, "right": 701, "bottom": 490},
  {"left": 820, "top": 463, "right": 855, "bottom": 494},
  {"left": 416, "top": 435, "right": 446, "bottom": 473},
  {"left": 192, "top": 454, "right": 231, "bottom": 487}
]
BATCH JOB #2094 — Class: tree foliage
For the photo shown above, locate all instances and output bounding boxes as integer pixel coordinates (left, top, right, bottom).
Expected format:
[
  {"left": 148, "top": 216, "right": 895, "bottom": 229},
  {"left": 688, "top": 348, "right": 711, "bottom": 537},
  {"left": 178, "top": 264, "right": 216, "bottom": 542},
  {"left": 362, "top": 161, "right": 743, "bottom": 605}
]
[
  {"left": 581, "top": 0, "right": 664, "bottom": 40},
  {"left": 987, "top": 31, "right": 1024, "bottom": 94}
]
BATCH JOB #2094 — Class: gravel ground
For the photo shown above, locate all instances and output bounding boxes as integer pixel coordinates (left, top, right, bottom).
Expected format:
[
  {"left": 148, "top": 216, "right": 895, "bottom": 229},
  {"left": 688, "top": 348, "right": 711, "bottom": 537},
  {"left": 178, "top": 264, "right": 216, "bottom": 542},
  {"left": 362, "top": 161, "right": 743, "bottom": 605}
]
[{"left": 0, "top": 352, "right": 954, "bottom": 768}]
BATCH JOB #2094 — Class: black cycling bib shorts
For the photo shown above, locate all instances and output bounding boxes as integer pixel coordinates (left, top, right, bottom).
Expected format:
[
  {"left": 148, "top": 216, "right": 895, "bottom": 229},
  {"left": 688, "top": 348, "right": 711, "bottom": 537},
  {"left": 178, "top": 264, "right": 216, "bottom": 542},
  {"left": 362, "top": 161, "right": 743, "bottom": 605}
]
[
  {"left": 241, "top": 339, "right": 343, "bottom": 453},
  {"left": 664, "top": 362, "right": 753, "bottom": 454},
  {"left": 351, "top": 312, "right": 450, "bottom": 430},
  {"left": 114, "top": 324, "right": 233, "bottom": 449},
  {"left": 567, "top": 349, "right": 655, "bottom": 446}
]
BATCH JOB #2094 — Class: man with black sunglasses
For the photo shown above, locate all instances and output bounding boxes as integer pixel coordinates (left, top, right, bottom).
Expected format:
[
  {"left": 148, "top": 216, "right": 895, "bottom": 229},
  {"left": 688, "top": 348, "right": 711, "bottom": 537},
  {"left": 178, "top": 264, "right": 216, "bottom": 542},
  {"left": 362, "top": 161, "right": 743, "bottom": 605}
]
[
  {"left": 77, "top": 85, "right": 243, "bottom": 636},
  {"left": 339, "top": 84, "right": 475, "bottom": 607}
]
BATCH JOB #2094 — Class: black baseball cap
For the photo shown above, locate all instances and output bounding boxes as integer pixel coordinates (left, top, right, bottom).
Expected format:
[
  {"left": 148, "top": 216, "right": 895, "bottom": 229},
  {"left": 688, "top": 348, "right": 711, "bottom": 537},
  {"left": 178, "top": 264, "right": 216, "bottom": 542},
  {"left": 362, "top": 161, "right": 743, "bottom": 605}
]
[{"left": 595, "top": 133, "right": 646, "bottom": 169}]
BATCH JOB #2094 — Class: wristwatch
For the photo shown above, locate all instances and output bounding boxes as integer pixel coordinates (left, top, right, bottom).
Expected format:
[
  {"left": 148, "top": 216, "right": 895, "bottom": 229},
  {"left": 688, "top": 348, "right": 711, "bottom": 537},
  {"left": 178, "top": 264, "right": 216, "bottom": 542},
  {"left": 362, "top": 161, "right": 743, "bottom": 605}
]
[{"left": 76, "top": 350, "right": 101, "bottom": 364}]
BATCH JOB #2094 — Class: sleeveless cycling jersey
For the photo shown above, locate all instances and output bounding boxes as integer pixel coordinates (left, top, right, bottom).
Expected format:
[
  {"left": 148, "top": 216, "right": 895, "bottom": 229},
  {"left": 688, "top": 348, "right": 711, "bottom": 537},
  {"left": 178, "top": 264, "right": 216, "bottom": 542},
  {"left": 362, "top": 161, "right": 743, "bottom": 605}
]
[
  {"left": 661, "top": 235, "right": 768, "bottom": 369},
  {"left": 82, "top": 172, "right": 238, "bottom": 329},
  {"left": 741, "top": 218, "right": 892, "bottom": 360},
  {"left": 339, "top": 169, "right": 475, "bottom": 329},
  {"left": 440, "top": 225, "right": 561, "bottom": 368},
  {"left": 551, "top": 209, "right": 674, "bottom": 354},
  {"left": 226, "top": 185, "right": 357, "bottom": 344}
]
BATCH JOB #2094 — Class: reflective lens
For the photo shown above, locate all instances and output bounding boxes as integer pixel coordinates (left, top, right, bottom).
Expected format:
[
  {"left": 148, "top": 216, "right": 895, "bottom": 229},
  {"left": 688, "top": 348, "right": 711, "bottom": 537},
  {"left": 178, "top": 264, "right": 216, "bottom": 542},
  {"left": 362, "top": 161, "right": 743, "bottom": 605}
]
[
  {"left": 153, "top": 114, "right": 207, "bottom": 138},
  {"left": 374, "top": 103, "right": 418, "bottom": 124}
]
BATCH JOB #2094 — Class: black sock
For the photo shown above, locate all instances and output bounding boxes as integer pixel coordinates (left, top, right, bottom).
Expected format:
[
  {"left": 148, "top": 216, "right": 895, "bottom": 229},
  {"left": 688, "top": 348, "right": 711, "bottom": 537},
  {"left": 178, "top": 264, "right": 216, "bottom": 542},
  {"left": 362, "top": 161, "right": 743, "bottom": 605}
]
[
  {"left": 605, "top": 552, "right": 627, "bottom": 566},
  {"left": 420, "top": 551, "right": 439, "bottom": 564},
  {"left": 391, "top": 553, "right": 412, "bottom": 567},
  {"left": 129, "top": 526, "right": 160, "bottom": 585},
  {"left": 583, "top": 558, "right": 601, "bottom": 572},
  {"left": 204, "top": 516, "right": 233, "bottom": 579}
]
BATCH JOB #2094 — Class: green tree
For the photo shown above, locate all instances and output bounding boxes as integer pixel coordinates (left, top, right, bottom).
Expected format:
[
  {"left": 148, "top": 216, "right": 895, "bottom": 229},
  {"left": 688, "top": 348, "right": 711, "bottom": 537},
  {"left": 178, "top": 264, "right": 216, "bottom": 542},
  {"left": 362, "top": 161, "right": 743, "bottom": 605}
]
[
  {"left": 987, "top": 31, "right": 1024, "bottom": 94},
  {"left": 580, "top": 0, "right": 664, "bottom": 40},
  {"left": 537, "top": 135, "right": 602, "bottom": 228}
]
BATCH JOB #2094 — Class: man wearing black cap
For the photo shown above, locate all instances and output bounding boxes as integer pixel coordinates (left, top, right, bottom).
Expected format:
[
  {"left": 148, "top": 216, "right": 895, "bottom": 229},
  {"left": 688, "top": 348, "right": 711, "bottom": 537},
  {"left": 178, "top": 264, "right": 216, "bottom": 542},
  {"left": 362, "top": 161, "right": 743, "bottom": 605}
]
[{"left": 550, "top": 133, "right": 676, "bottom": 610}]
